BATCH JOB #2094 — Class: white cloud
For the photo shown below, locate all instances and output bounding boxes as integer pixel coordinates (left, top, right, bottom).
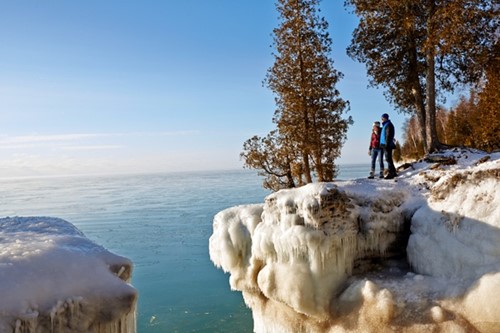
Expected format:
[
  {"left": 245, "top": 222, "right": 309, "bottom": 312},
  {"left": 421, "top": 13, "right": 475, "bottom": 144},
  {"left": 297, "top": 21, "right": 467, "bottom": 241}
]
[
  {"left": 0, "top": 133, "right": 110, "bottom": 145},
  {"left": 0, "top": 130, "right": 237, "bottom": 178},
  {"left": 0, "top": 131, "right": 200, "bottom": 150},
  {"left": 59, "top": 145, "right": 124, "bottom": 151}
]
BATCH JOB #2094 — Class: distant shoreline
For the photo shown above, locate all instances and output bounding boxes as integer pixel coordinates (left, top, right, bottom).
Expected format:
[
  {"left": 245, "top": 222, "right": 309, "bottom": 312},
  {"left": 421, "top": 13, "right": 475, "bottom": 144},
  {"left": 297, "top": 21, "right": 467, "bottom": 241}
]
[{"left": 0, "top": 163, "right": 371, "bottom": 181}]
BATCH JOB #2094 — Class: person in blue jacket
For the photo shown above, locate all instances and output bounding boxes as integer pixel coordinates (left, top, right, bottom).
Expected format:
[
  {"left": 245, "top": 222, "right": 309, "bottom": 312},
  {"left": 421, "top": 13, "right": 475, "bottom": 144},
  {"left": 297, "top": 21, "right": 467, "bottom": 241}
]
[{"left": 380, "top": 113, "right": 397, "bottom": 179}]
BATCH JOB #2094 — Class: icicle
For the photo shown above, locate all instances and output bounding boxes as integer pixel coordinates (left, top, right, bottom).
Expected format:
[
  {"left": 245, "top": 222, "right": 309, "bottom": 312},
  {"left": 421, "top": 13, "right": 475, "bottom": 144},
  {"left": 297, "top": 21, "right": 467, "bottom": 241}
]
[
  {"left": 116, "top": 266, "right": 126, "bottom": 279},
  {"left": 14, "top": 320, "right": 21, "bottom": 333},
  {"left": 95, "top": 306, "right": 137, "bottom": 333},
  {"left": 49, "top": 300, "right": 63, "bottom": 333},
  {"left": 7, "top": 297, "right": 135, "bottom": 333}
]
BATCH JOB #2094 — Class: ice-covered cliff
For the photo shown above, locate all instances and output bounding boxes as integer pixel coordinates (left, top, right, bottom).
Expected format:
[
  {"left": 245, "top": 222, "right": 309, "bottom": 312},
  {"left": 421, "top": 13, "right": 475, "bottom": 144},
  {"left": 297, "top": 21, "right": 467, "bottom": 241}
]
[
  {"left": 209, "top": 149, "right": 500, "bottom": 333},
  {"left": 0, "top": 217, "right": 137, "bottom": 333}
]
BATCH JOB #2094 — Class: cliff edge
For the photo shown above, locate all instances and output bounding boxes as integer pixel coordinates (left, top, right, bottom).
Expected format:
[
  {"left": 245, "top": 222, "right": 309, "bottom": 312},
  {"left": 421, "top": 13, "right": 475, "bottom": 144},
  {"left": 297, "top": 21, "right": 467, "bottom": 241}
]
[{"left": 209, "top": 149, "right": 500, "bottom": 333}]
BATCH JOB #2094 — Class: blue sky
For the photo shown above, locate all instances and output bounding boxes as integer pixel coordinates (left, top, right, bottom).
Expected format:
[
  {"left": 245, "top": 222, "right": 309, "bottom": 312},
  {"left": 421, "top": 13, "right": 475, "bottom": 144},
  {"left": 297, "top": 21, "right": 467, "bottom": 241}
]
[{"left": 0, "top": 1, "right": 451, "bottom": 177}]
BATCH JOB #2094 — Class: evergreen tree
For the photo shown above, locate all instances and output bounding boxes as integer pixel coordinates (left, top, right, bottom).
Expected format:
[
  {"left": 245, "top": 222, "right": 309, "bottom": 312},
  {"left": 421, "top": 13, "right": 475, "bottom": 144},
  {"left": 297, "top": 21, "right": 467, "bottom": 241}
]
[
  {"left": 346, "top": 0, "right": 496, "bottom": 153},
  {"left": 242, "top": 0, "right": 351, "bottom": 191}
]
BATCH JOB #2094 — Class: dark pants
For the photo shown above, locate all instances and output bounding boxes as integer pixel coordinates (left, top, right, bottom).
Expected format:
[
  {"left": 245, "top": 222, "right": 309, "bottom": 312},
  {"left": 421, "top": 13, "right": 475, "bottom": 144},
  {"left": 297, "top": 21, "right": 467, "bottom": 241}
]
[
  {"left": 371, "top": 148, "right": 384, "bottom": 175},
  {"left": 383, "top": 146, "right": 397, "bottom": 176}
]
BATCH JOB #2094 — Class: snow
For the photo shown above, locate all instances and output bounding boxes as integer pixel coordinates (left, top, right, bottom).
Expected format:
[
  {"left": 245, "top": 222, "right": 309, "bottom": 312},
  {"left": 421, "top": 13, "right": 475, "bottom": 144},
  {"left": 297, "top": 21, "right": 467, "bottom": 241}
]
[
  {"left": 0, "top": 217, "right": 137, "bottom": 333},
  {"left": 209, "top": 148, "right": 500, "bottom": 332}
]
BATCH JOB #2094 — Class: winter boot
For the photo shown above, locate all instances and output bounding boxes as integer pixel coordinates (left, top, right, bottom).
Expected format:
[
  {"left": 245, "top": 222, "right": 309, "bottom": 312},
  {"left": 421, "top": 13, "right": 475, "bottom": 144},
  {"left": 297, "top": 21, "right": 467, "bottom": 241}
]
[{"left": 368, "top": 170, "right": 375, "bottom": 179}]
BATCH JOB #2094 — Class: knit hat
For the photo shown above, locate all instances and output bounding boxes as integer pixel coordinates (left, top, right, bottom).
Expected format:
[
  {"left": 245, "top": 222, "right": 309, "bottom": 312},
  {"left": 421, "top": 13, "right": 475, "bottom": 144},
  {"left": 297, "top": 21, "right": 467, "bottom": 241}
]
[
  {"left": 373, "top": 121, "right": 381, "bottom": 126},
  {"left": 381, "top": 113, "right": 389, "bottom": 120}
]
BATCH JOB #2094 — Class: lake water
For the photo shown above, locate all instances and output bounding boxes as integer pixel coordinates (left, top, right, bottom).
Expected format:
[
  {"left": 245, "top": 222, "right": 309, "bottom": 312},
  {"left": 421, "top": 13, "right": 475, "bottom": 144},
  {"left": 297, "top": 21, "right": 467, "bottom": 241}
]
[{"left": 0, "top": 165, "right": 368, "bottom": 332}]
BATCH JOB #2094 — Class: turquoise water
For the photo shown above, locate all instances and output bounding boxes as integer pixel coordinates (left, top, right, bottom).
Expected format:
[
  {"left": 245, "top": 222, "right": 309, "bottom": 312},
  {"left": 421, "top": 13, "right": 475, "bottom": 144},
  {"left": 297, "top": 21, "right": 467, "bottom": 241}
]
[{"left": 0, "top": 165, "right": 368, "bottom": 332}]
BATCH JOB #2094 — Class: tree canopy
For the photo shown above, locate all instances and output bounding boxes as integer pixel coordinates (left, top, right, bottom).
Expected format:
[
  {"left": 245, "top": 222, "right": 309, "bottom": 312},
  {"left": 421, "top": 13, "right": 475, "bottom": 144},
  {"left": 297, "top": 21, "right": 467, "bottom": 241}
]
[{"left": 346, "top": 0, "right": 497, "bottom": 153}]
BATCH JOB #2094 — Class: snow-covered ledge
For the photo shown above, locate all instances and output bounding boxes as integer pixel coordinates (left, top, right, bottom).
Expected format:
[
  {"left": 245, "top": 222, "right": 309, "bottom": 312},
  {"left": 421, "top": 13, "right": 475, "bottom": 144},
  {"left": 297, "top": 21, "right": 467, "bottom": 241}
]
[
  {"left": 0, "top": 217, "right": 137, "bottom": 333},
  {"left": 209, "top": 149, "right": 500, "bottom": 333}
]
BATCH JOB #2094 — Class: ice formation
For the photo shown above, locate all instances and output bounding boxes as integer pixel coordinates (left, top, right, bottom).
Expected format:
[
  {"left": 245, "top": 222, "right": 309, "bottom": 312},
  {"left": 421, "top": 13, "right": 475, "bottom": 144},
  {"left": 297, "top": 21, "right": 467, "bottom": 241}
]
[
  {"left": 0, "top": 217, "right": 137, "bottom": 333},
  {"left": 209, "top": 149, "right": 500, "bottom": 333}
]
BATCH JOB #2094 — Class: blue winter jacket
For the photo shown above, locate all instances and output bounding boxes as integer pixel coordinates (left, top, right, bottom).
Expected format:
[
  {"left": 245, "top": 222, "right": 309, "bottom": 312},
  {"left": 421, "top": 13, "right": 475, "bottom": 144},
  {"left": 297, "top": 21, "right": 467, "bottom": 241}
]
[{"left": 380, "top": 120, "right": 395, "bottom": 148}]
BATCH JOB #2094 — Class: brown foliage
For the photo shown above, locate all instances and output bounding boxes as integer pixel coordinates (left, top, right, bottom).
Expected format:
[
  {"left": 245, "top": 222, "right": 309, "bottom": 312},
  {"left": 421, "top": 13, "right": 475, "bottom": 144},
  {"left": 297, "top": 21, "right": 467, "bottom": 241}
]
[
  {"left": 400, "top": 117, "right": 425, "bottom": 160},
  {"left": 475, "top": 57, "right": 500, "bottom": 151},
  {"left": 401, "top": 73, "right": 499, "bottom": 159}
]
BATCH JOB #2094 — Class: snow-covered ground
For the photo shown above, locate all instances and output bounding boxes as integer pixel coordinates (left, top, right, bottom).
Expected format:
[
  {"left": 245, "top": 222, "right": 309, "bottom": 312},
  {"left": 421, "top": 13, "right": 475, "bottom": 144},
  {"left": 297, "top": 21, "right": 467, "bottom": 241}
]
[
  {"left": 210, "top": 148, "right": 500, "bottom": 333},
  {"left": 0, "top": 217, "right": 137, "bottom": 333}
]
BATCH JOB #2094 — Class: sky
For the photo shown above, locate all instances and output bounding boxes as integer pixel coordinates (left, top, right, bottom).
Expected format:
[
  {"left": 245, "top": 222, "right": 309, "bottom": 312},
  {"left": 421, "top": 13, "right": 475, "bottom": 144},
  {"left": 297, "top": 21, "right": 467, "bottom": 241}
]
[{"left": 0, "top": 1, "right": 459, "bottom": 178}]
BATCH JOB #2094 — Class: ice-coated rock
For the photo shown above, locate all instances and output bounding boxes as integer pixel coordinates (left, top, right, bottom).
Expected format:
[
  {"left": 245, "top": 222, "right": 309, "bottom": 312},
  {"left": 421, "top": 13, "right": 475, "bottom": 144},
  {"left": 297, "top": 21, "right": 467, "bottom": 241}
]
[
  {"left": 0, "top": 217, "right": 137, "bottom": 333},
  {"left": 210, "top": 150, "right": 500, "bottom": 332}
]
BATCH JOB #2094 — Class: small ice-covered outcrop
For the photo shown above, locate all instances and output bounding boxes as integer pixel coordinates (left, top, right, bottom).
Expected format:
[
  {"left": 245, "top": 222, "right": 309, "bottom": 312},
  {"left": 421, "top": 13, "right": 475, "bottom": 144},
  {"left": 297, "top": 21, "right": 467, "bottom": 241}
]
[
  {"left": 0, "top": 217, "right": 137, "bottom": 333},
  {"left": 209, "top": 149, "right": 500, "bottom": 332}
]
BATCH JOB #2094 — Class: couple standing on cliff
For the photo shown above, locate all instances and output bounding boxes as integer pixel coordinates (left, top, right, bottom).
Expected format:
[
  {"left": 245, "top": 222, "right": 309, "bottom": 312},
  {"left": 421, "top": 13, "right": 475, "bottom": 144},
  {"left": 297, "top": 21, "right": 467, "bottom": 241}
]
[{"left": 368, "top": 113, "right": 397, "bottom": 180}]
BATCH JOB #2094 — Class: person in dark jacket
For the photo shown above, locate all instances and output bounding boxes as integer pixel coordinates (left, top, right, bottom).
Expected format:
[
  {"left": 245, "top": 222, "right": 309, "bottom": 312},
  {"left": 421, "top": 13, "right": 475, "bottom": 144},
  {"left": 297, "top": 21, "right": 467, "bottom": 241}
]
[
  {"left": 380, "top": 113, "right": 397, "bottom": 179},
  {"left": 368, "top": 121, "right": 384, "bottom": 179}
]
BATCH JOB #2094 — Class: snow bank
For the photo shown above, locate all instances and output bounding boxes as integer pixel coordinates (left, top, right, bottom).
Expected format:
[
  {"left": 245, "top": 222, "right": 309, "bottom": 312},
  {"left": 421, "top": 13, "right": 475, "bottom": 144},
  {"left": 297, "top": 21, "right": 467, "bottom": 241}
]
[
  {"left": 0, "top": 217, "right": 137, "bottom": 333},
  {"left": 408, "top": 157, "right": 500, "bottom": 279},
  {"left": 209, "top": 149, "right": 500, "bottom": 332}
]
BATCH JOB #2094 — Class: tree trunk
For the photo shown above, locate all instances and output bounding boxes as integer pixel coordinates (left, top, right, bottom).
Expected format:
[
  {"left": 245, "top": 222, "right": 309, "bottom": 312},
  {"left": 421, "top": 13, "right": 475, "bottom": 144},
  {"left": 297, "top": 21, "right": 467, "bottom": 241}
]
[
  {"left": 298, "top": 37, "right": 313, "bottom": 184},
  {"left": 300, "top": 96, "right": 313, "bottom": 183},
  {"left": 302, "top": 149, "right": 312, "bottom": 183},
  {"left": 425, "top": 53, "right": 440, "bottom": 152},
  {"left": 314, "top": 152, "right": 324, "bottom": 182},
  {"left": 407, "top": 28, "right": 428, "bottom": 152},
  {"left": 285, "top": 159, "right": 296, "bottom": 188},
  {"left": 424, "top": 4, "right": 440, "bottom": 153},
  {"left": 412, "top": 81, "right": 428, "bottom": 153}
]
